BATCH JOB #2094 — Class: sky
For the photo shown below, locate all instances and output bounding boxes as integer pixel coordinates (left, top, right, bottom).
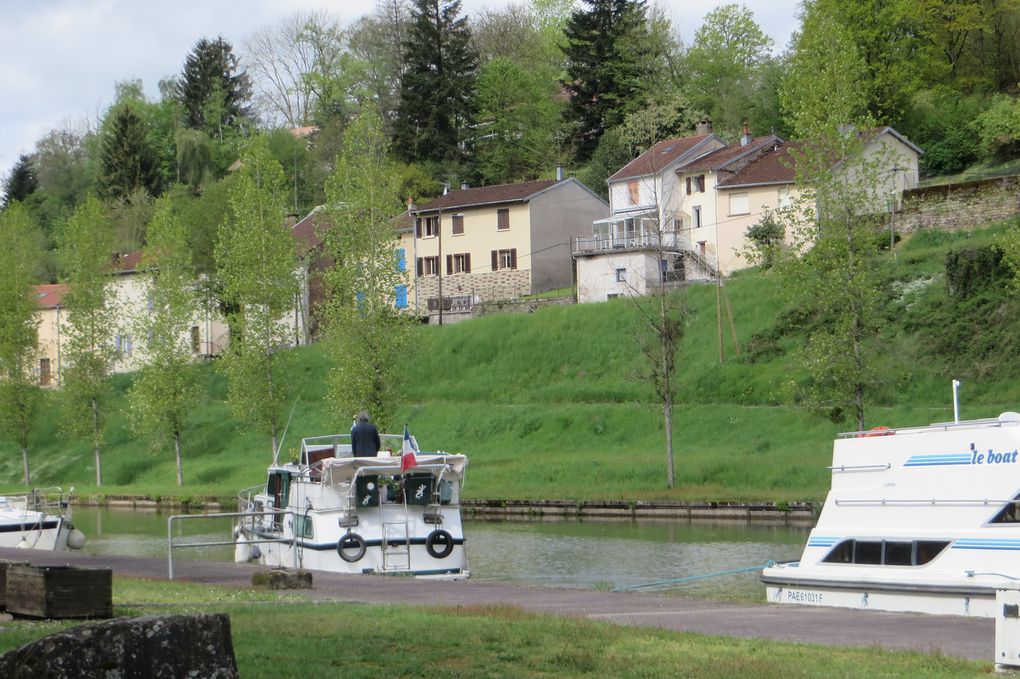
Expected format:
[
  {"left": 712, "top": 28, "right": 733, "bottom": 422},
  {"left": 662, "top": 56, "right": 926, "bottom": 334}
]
[{"left": 0, "top": 0, "right": 801, "bottom": 184}]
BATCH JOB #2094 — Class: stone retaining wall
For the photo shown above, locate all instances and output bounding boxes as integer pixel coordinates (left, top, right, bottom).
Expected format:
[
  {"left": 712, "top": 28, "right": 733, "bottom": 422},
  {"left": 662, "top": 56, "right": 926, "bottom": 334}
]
[
  {"left": 462, "top": 499, "right": 817, "bottom": 524},
  {"left": 416, "top": 269, "right": 533, "bottom": 306},
  {"left": 897, "top": 175, "right": 1020, "bottom": 233}
]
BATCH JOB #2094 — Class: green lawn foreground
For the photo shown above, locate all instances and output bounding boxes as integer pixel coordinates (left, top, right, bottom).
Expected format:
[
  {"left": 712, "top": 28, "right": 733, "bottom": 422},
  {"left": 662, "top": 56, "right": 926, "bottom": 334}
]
[{"left": 0, "top": 578, "right": 988, "bottom": 678}]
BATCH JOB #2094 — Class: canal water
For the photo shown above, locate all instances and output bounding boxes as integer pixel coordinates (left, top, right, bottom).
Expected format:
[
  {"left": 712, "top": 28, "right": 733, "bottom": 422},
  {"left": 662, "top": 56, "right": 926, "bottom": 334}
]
[{"left": 70, "top": 507, "right": 807, "bottom": 599}]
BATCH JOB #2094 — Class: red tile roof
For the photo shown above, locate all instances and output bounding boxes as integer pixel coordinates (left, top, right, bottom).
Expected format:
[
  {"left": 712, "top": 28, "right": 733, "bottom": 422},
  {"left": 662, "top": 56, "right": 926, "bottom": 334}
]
[
  {"left": 111, "top": 251, "right": 143, "bottom": 273},
  {"left": 677, "top": 136, "right": 781, "bottom": 173},
  {"left": 415, "top": 179, "right": 562, "bottom": 213},
  {"left": 608, "top": 135, "right": 717, "bottom": 182},
  {"left": 33, "top": 284, "right": 68, "bottom": 309},
  {"left": 716, "top": 142, "right": 803, "bottom": 189},
  {"left": 291, "top": 208, "right": 324, "bottom": 257}
]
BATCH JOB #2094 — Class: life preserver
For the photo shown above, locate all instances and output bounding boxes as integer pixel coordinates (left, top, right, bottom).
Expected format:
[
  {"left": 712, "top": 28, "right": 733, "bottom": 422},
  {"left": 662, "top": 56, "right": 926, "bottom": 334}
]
[
  {"left": 425, "top": 529, "right": 454, "bottom": 559},
  {"left": 860, "top": 426, "right": 892, "bottom": 438},
  {"left": 337, "top": 532, "right": 366, "bottom": 562}
]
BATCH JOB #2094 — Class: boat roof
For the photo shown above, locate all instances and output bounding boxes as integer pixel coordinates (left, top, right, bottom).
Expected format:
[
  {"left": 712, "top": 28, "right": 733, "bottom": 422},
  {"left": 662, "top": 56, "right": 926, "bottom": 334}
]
[
  {"left": 320, "top": 454, "right": 468, "bottom": 483},
  {"left": 838, "top": 412, "right": 1020, "bottom": 439}
]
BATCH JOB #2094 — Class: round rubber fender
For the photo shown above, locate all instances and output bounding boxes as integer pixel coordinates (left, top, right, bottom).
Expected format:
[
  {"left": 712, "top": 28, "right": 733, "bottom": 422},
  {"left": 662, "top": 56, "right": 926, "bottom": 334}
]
[
  {"left": 337, "top": 531, "right": 367, "bottom": 563},
  {"left": 425, "top": 529, "right": 454, "bottom": 559}
]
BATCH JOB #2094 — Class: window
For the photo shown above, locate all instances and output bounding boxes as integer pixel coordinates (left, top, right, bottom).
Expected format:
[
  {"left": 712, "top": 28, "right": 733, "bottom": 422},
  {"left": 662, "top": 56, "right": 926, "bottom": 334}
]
[
  {"left": 607, "top": 293, "right": 620, "bottom": 300},
  {"left": 696, "top": 175, "right": 706, "bottom": 192},
  {"left": 395, "top": 285, "right": 408, "bottom": 309},
  {"left": 778, "top": 186, "right": 792, "bottom": 209},
  {"left": 452, "top": 215, "right": 464, "bottom": 235},
  {"left": 416, "top": 256, "right": 440, "bottom": 277},
  {"left": 729, "top": 192, "right": 749, "bottom": 215},
  {"left": 416, "top": 216, "right": 439, "bottom": 238},
  {"left": 990, "top": 493, "right": 1020, "bottom": 523},
  {"left": 448, "top": 253, "right": 471, "bottom": 274},
  {"left": 697, "top": 240, "right": 706, "bottom": 256},
  {"left": 497, "top": 208, "right": 510, "bottom": 231},
  {"left": 293, "top": 514, "right": 314, "bottom": 539},
  {"left": 615, "top": 268, "right": 626, "bottom": 282},
  {"left": 39, "top": 358, "right": 51, "bottom": 387},
  {"left": 115, "top": 335, "right": 132, "bottom": 355},
  {"left": 628, "top": 180, "right": 639, "bottom": 205},
  {"left": 693, "top": 206, "right": 702, "bottom": 229},
  {"left": 395, "top": 248, "right": 406, "bottom": 272},
  {"left": 685, "top": 177, "right": 692, "bottom": 195},
  {"left": 491, "top": 248, "right": 517, "bottom": 271},
  {"left": 821, "top": 539, "right": 950, "bottom": 566},
  {"left": 191, "top": 326, "right": 200, "bottom": 353}
]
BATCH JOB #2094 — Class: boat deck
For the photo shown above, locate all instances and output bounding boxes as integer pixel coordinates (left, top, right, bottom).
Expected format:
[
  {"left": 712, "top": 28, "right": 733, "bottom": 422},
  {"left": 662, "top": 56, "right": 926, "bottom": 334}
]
[{"left": 0, "top": 546, "right": 993, "bottom": 663}]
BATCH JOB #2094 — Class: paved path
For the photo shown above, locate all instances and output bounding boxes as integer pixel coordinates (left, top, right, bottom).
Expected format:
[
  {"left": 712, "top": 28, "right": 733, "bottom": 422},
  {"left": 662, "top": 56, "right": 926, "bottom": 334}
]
[{"left": 0, "top": 547, "right": 995, "bottom": 663}]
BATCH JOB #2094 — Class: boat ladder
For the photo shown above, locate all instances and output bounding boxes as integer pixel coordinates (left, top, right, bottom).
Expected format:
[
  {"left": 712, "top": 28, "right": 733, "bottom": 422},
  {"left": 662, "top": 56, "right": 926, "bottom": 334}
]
[{"left": 382, "top": 519, "right": 410, "bottom": 571}]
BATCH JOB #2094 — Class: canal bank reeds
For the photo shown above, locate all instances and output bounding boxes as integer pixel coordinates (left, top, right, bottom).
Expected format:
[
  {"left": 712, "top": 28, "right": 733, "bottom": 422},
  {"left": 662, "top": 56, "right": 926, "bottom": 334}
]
[
  {"left": 0, "top": 578, "right": 989, "bottom": 678},
  {"left": 1, "top": 224, "right": 1019, "bottom": 505}
]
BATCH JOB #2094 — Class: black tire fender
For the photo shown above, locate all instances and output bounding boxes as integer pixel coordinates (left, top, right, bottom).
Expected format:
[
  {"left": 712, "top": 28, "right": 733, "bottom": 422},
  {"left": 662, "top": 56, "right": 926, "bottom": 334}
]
[
  {"left": 425, "top": 529, "right": 454, "bottom": 559},
  {"left": 337, "top": 531, "right": 366, "bottom": 562}
]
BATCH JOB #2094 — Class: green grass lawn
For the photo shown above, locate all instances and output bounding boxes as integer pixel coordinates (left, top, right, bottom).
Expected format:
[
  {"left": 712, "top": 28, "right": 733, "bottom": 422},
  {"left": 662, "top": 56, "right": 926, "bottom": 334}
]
[
  {"left": 0, "top": 578, "right": 990, "bottom": 678},
  {"left": 2, "top": 221, "right": 1020, "bottom": 503}
]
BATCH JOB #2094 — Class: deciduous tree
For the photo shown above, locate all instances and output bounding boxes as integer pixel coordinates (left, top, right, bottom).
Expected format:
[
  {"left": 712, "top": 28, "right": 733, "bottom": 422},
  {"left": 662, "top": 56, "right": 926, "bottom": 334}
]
[
  {"left": 0, "top": 203, "right": 43, "bottom": 484},
  {"left": 322, "top": 109, "right": 412, "bottom": 429},
  {"left": 130, "top": 197, "right": 200, "bottom": 486},
  {"left": 215, "top": 136, "right": 298, "bottom": 457},
  {"left": 60, "top": 196, "right": 116, "bottom": 485}
]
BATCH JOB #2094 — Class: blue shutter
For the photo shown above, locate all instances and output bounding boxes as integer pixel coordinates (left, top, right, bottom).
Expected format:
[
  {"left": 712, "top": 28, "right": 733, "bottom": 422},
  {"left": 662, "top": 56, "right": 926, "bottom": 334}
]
[
  {"left": 396, "top": 248, "right": 406, "bottom": 272},
  {"left": 395, "top": 285, "right": 408, "bottom": 309}
]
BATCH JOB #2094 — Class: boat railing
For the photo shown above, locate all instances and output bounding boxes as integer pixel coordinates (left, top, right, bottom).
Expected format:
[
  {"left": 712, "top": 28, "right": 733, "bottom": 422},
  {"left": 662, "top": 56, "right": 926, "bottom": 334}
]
[
  {"left": 0, "top": 487, "right": 72, "bottom": 518},
  {"left": 837, "top": 413, "right": 1020, "bottom": 439},
  {"left": 300, "top": 433, "right": 419, "bottom": 463},
  {"left": 835, "top": 497, "right": 1015, "bottom": 506},
  {"left": 167, "top": 510, "right": 297, "bottom": 580}
]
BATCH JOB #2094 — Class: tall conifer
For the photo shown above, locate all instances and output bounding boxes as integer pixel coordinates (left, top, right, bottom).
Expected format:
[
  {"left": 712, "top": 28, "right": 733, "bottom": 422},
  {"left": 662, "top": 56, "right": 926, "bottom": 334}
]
[{"left": 394, "top": 0, "right": 478, "bottom": 164}]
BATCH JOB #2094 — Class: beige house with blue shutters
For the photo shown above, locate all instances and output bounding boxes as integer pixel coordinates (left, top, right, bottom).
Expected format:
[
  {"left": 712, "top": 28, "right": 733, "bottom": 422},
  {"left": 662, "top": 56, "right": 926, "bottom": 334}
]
[{"left": 408, "top": 178, "right": 607, "bottom": 319}]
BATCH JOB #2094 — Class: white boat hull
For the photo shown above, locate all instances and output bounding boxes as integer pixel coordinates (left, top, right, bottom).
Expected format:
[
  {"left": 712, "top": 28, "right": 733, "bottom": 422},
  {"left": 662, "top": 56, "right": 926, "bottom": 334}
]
[{"left": 763, "top": 413, "right": 1020, "bottom": 617}]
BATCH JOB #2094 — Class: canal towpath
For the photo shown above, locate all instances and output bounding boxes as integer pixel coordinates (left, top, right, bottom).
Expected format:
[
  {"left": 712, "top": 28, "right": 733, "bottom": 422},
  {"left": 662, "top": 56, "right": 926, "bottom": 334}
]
[{"left": 0, "top": 547, "right": 993, "bottom": 663}]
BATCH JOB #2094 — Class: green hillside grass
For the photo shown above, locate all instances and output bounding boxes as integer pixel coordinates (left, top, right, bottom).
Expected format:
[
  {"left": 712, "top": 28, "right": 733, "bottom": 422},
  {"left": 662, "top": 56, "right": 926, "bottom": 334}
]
[{"left": 3, "top": 221, "right": 1019, "bottom": 503}]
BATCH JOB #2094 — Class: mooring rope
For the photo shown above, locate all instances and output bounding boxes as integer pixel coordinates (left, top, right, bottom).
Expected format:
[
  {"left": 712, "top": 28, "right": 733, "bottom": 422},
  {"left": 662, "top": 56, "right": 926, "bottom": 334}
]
[{"left": 611, "top": 560, "right": 778, "bottom": 593}]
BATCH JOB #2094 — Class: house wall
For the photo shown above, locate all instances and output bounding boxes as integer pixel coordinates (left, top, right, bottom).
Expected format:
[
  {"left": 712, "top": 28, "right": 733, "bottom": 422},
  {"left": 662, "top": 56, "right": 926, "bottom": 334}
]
[
  {"left": 413, "top": 202, "right": 534, "bottom": 307},
  {"left": 529, "top": 181, "right": 608, "bottom": 294},
  {"left": 35, "top": 306, "right": 67, "bottom": 387},
  {"left": 713, "top": 183, "right": 802, "bottom": 274},
  {"left": 576, "top": 251, "right": 659, "bottom": 303}
]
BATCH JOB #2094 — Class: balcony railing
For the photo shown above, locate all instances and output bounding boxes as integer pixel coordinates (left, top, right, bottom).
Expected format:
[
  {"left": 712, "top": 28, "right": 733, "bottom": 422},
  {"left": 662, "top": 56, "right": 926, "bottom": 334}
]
[{"left": 574, "top": 229, "right": 692, "bottom": 254}]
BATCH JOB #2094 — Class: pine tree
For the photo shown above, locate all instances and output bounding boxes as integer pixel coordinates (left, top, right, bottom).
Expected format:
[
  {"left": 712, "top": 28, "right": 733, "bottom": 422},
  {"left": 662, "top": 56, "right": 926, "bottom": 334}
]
[
  {"left": 2, "top": 155, "right": 38, "bottom": 208},
  {"left": 394, "top": 0, "right": 478, "bottom": 164},
  {"left": 100, "top": 104, "right": 161, "bottom": 200},
  {"left": 181, "top": 37, "right": 252, "bottom": 134},
  {"left": 562, "top": 0, "right": 654, "bottom": 160}
]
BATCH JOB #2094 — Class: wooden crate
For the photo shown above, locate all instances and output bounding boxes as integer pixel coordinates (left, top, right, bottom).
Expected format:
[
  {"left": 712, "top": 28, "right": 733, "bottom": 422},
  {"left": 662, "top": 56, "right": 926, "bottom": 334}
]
[
  {"left": 6, "top": 565, "right": 112, "bottom": 619},
  {"left": 0, "top": 561, "right": 29, "bottom": 610}
]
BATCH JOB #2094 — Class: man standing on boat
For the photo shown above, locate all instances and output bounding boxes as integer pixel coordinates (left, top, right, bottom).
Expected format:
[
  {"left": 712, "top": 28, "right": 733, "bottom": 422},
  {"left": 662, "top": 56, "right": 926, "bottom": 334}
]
[{"left": 351, "top": 411, "right": 381, "bottom": 457}]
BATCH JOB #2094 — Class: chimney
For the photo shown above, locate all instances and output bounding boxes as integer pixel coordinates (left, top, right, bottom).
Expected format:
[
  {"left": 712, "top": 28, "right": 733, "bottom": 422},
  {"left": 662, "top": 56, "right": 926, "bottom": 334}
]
[
  {"left": 284, "top": 213, "right": 299, "bottom": 228},
  {"left": 460, "top": 182, "right": 469, "bottom": 190},
  {"left": 695, "top": 119, "right": 713, "bottom": 135},
  {"left": 741, "top": 120, "right": 751, "bottom": 146},
  {"left": 407, "top": 196, "right": 415, "bottom": 212},
  {"left": 442, "top": 182, "right": 450, "bottom": 195},
  {"left": 556, "top": 165, "right": 564, "bottom": 181}
]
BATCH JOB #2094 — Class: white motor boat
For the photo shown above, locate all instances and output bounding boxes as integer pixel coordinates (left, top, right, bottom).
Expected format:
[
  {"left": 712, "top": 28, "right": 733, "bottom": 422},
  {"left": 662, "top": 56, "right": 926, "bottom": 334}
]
[
  {"left": 0, "top": 487, "right": 86, "bottom": 551},
  {"left": 235, "top": 432, "right": 469, "bottom": 578},
  {"left": 763, "top": 412, "right": 1020, "bottom": 617}
]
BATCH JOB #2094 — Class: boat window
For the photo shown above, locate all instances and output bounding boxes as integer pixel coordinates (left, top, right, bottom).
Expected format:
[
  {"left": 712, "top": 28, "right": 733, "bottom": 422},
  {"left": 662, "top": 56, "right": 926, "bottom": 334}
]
[
  {"left": 884, "top": 541, "right": 912, "bottom": 566},
  {"left": 293, "top": 515, "right": 314, "bottom": 539},
  {"left": 855, "top": 541, "right": 883, "bottom": 565},
  {"left": 915, "top": 541, "right": 949, "bottom": 565},
  {"left": 822, "top": 539, "right": 950, "bottom": 566},
  {"left": 989, "top": 497, "right": 1020, "bottom": 524}
]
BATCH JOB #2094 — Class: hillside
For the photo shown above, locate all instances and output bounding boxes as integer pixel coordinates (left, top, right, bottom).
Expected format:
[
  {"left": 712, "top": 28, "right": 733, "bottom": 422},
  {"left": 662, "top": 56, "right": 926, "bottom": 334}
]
[{"left": 3, "top": 221, "right": 1020, "bottom": 503}]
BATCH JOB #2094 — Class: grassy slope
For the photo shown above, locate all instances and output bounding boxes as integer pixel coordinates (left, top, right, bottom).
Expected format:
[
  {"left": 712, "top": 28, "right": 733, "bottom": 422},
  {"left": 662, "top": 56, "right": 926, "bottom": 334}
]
[{"left": 2, "top": 222, "right": 1018, "bottom": 502}]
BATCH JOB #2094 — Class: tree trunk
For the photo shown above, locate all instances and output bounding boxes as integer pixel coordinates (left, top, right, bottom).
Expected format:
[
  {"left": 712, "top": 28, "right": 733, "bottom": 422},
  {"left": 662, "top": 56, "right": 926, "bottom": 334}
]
[
  {"left": 92, "top": 397, "right": 103, "bottom": 486},
  {"left": 21, "top": 444, "right": 30, "bottom": 487},
  {"left": 663, "top": 392, "right": 675, "bottom": 489},
  {"left": 175, "top": 431, "right": 184, "bottom": 487}
]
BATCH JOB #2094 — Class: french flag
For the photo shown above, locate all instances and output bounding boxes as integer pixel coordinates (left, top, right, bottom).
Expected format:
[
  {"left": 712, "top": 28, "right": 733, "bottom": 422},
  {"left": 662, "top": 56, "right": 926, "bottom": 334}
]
[{"left": 401, "top": 425, "right": 418, "bottom": 473}]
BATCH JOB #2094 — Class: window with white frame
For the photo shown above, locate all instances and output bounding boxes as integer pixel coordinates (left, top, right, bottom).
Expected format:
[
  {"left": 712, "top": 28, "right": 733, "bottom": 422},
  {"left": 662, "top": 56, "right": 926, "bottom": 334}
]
[
  {"left": 491, "top": 248, "right": 517, "bottom": 270},
  {"left": 615, "top": 267, "right": 626, "bottom": 282},
  {"left": 692, "top": 206, "right": 702, "bottom": 229},
  {"left": 729, "top": 192, "right": 749, "bottom": 215},
  {"left": 778, "top": 186, "right": 792, "bottom": 209},
  {"left": 416, "top": 256, "right": 440, "bottom": 276},
  {"left": 416, "top": 215, "right": 439, "bottom": 238}
]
